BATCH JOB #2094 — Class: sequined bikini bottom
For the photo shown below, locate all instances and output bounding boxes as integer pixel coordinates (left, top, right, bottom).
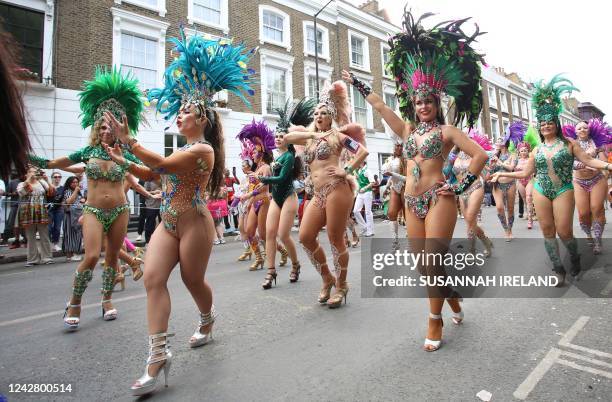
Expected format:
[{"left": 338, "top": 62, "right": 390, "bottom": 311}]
[
  {"left": 404, "top": 183, "right": 443, "bottom": 220},
  {"left": 574, "top": 172, "right": 604, "bottom": 193},
  {"left": 311, "top": 178, "right": 348, "bottom": 209},
  {"left": 83, "top": 204, "right": 129, "bottom": 233}
]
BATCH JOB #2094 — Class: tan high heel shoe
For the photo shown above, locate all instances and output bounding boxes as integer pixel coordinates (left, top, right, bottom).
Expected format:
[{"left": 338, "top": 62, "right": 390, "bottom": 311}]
[
  {"left": 249, "top": 247, "right": 264, "bottom": 271},
  {"left": 289, "top": 262, "right": 300, "bottom": 283},
  {"left": 114, "top": 271, "right": 126, "bottom": 291},
  {"left": 128, "top": 256, "right": 144, "bottom": 281},
  {"left": 318, "top": 273, "right": 335, "bottom": 304},
  {"left": 278, "top": 246, "right": 288, "bottom": 267},
  {"left": 327, "top": 282, "right": 349, "bottom": 308},
  {"left": 237, "top": 248, "right": 252, "bottom": 261}
]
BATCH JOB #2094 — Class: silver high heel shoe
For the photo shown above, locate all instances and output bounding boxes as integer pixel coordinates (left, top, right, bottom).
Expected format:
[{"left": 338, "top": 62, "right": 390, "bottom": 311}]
[
  {"left": 189, "top": 305, "right": 217, "bottom": 348},
  {"left": 131, "top": 332, "right": 174, "bottom": 396}
]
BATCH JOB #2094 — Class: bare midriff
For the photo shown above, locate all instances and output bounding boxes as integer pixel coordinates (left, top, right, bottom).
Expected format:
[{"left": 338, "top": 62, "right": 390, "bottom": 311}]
[{"left": 85, "top": 159, "right": 128, "bottom": 208}]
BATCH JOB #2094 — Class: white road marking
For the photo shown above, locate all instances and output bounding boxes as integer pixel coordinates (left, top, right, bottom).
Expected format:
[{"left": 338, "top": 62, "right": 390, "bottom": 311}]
[
  {"left": 0, "top": 293, "right": 146, "bottom": 328},
  {"left": 560, "top": 350, "right": 612, "bottom": 369},
  {"left": 514, "top": 347, "right": 563, "bottom": 400},
  {"left": 559, "top": 316, "right": 612, "bottom": 359},
  {"left": 557, "top": 358, "right": 612, "bottom": 379}
]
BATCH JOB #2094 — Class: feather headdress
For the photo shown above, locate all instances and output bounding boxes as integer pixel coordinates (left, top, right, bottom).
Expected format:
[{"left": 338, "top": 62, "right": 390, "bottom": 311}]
[
  {"left": 468, "top": 129, "right": 493, "bottom": 151},
  {"left": 504, "top": 121, "right": 527, "bottom": 152},
  {"left": 318, "top": 80, "right": 351, "bottom": 126},
  {"left": 531, "top": 74, "right": 579, "bottom": 123},
  {"left": 148, "top": 26, "right": 256, "bottom": 122},
  {"left": 78, "top": 66, "right": 144, "bottom": 134},
  {"left": 275, "top": 97, "right": 316, "bottom": 133},
  {"left": 518, "top": 125, "right": 541, "bottom": 152},
  {"left": 563, "top": 119, "right": 612, "bottom": 148},
  {"left": 387, "top": 8, "right": 486, "bottom": 127},
  {"left": 237, "top": 119, "right": 275, "bottom": 156}
]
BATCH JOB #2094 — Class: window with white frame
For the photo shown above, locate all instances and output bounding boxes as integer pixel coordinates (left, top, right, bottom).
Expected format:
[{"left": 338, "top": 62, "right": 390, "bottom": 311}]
[
  {"left": 303, "top": 22, "right": 329, "bottom": 60},
  {"left": 383, "top": 90, "right": 397, "bottom": 112},
  {"left": 491, "top": 116, "right": 500, "bottom": 139},
  {"left": 511, "top": 94, "right": 519, "bottom": 116},
  {"left": 114, "top": 0, "right": 167, "bottom": 17},
  {"left": 307, "top": 75, "right": 326, "bottom": 99},
  {"left": 121, "top": 33, "right": 158, "bottom": 90},
  {"left": 164, "top": 133, "right": 187, "bottom": 157},
  {"left": 349, "top": 30, "right": 370, "bottom": 71},
  {"left": 111, "top": 8, "right": 170, "bottom": 90},
  {"left": 259, "top": 6, "right": 290, "bottom": 50},
  {"left": 502, "top": 119, "right": 509, "bottom": 135},
  {"left": 265, "top": 67, "right": 286, "bottom": 114},
  {"left": 520, "top": 98, "right": 528, "bottom": 120},
  {"left": 499, "top": 90, "right": 508, "bottom": 113},
  {"left": 352, "top": 86, "right": 368, "bottom": 127},
  {"left": 381, "top": 44, "right": 392, "bottom": 78},
  {"left": 487, "top": 85, "right": 497, "bottom": 109},
  {"left": 193, "top": 0, "right": 220, "bottom": 24}
]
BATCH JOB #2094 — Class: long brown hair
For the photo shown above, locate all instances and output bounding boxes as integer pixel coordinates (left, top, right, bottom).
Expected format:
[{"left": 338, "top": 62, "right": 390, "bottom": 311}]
[
  {"left": 0, "top": 31, "right": 31, "bottom": 178},
  {"left": 203, "top": 108, "right": 225, "bottom": 198}
]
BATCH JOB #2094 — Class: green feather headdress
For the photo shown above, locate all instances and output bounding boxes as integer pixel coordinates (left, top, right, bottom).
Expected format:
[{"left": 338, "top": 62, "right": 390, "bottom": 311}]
[
  {"left": 78, "top": 66, "right": 144, "bottom": 134},
  {"left": 531, "top": 74, "right": 579, "bottom": 123},
  {"left": 274, "top": 97, "right": 316, "bottom": 133},
  {"left": 387, "top": 8, "right": 486, "bottom": 127}
]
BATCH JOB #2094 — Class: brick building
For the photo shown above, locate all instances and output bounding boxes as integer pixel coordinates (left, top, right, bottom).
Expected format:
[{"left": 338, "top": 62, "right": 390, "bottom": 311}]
[{"left": 1, "top": 0, "right": 404, "bottom": 178}]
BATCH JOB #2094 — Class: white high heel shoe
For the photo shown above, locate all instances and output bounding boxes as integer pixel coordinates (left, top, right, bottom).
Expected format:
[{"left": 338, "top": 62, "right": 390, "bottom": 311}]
[
  {"left": 63, "top": 303, "right": 81, "bottom": 331},
  {"left": 131, "top": 333, "right": 174, "bottom": 396},
  {"left": 451, "top": 310, "right": 464, "bottom": 325},
  {"left": 423, "top": 313, "right": 443, "bottom": 352},
  {"left": 189, "top": 305, "right": 217, "bottom": 348}
]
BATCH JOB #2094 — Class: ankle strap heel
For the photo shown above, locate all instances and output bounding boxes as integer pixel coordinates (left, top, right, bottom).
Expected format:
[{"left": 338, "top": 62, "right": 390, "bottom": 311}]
[
  {"left": 189, "top": 305, "right": 217, "bottom": 348},
  {"left": 131, "top": 333, "right": 174, "bottom": 396}
]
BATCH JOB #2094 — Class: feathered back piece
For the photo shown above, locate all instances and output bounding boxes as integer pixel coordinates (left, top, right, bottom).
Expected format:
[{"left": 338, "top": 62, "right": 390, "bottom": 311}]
[
  {"left": 237, "top": 119, "right": 275, "bottom": 155},
  {"left": 531, "top": 74, "right": 579, "bottom": 123},
  {"left": 275, "top": 97, "right": 316, "bottom": 133},
  {"left": 518, "top": 125, "right": 541, "bottom": 152},
  {"left": 387, "top": 8, "right": 486, "bottom": 127},
  {"left": 563, "top": 119, "right": 612, "bottom": 148},
  {"left": 468, "top": 128, "right": 493, "bottom": 151},
  {"left": 79, "top": 66, "right": 144, "bottom": 134},
  {"left": 318, "top": 80, "right": 351, "bottom": 126},
  {"left": 148, "top": 26, "right": 256, "bottom": 122}
]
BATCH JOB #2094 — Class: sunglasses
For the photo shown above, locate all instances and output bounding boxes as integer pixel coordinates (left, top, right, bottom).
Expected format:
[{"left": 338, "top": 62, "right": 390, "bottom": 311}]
[{"left": 53, "top": 176, "right": 62, "bottom": 179}]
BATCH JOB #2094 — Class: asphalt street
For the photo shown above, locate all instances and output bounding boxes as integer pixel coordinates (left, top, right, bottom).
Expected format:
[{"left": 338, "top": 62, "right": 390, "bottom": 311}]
[{"left": 0, "top": 206, "right": 610, "bottom": 401}]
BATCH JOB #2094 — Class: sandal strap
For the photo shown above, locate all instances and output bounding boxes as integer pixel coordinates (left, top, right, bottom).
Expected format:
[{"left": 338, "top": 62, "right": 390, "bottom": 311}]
[
  {"left": 429, "top": 313, "right": 442, "bottom": 320},
  {"left": 198, "top": 305, "right": 217, "bottom": 326}
]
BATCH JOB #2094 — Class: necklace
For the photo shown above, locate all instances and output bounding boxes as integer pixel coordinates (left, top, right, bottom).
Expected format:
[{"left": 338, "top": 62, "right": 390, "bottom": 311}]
[
  {"left": 415, "top": 121, "right": 438, "bottom": 136},
  {"left": 541, "top": 138, "right": 561, "bottom": 150},
  {"left": 578, "top": 138, "right": 592, "bottom": 151}
]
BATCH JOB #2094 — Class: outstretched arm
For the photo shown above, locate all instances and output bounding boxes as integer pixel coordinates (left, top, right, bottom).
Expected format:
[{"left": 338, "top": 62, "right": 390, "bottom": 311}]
[
  {"left": 341, "top": 69, "right": 410, "bottom": 140},
  {"left": 492, "top": 151, "right": 535, "bottom": 181},
  {"left": 572, "top": 141, "right": 612, "bottom": 171}
]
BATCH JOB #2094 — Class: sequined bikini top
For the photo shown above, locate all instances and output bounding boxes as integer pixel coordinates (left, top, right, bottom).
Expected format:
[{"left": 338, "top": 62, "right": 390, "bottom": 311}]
[
  {"left": 573, "top": 139, "right": 597, "bottom": 170},
  {"left": 535, "top": 140, "right": 573, "bottom": 186},
  {"left": 452, "top": 152, "right": 470, "bottom": 177},
  {"left": 303, "top": 137, "right": 334, "bottom": 164},
  {"left": 68, "top": 144, "right": 141, "bottom": 182},
  {"left": 403, "top": 128, "right": 443, "bottom": 161}
]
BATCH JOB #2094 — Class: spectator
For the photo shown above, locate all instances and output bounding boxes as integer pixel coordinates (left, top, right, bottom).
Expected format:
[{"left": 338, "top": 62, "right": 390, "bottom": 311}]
[
  {"left": 353, "top": 161, "right": 375, "bottom": 237},
  {"left": 61, "top": 176, "right": 83, "bottom": 261},
  {"left": 48, "top": 171, "right": 65, "bottom": 251},
  {"left": 223, "top": 168, "right": 239, "bottom": 233},
  {"left": 17, "top": 166, "right": 55, "bottom": 266},
  {"left": 135, "top": 179, "right": 146, "bottom": 242},
  {"left": 144, "top": 178, "right": 162, "bottom": 243},
  {"left": 207, "top": 190, "right": 228, "bottom": 245},
  {"left": 372, "top": 174, "right": 381, "bottom": 201},
  {"left": 2, "top": 173, "right": 22, "bottom": 247}
]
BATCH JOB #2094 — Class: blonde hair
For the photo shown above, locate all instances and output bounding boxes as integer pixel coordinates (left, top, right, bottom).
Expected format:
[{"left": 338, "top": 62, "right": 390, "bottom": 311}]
[
  {"left": 88, "top": 119, "right": 106, "bottom": 147},
  {"left": 304, "top": 105, "right": 341, "bottom": 152}
]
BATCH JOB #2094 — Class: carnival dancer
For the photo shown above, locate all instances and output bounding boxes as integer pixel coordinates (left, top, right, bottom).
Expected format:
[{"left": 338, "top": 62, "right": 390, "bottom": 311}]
[
  {"left": 234, "top": 159, "right": 254, "bottom": 261},
  {"left": 563, "top": 119, "right": 611, "bottom": 254},
  {"left": 344, "top": 10, "right": 488, "bottom": 351},
  {"left": 490, "top": 134, "right": 519, "bottom": 241},
  {"left": 104, "top": 28, "right": 255, "bottom": 396},
  {"left": 237, "top": 120, "right": 276, "bottom": 270},
  {"left": 259, "top": 98, "right": 315, "bottom": 288},
  {"left": 29, "top": 67, "right": 145, "bottom": 328},
  {"left": 382, "top": 139, "right": 406, "bottom": 248},
  {"left": 514, "top": 125, "right": 540, "bottom": 230},
  {"left": 453, "top": 130, "right": 494, "bottom": 256},
  {"left": 284, "top": 80, "right": 368, "bottom": 308},
  {"left": 492, "top": 75, "right": 612, "bottom": 285}
]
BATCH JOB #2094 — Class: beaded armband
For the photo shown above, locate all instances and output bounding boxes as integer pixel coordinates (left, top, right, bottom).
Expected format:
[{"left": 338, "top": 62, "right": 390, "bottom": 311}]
[
  {"left": 350, "top": 73, "right": 372, "bottom": 98},
  {"left": 29, "top": 154, "right": 49, "bottom": 169},
  {"left": 450, "top": 172, "right": 478, "bottom": 195},
  {"left": 121, "top": 138, "right": 138, "bottom": 152}
]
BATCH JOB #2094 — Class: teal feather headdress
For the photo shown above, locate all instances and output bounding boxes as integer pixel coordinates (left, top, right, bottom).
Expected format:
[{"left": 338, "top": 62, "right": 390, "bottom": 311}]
[
  {"left": 78, "top": 66, "right": 144, "bottom": 134},
  {"left": 148, "top": 27, "right": 257, "bottom": 122},
  {"left": 531, "top": 74, "right": 579, "bottom": 123},
  {"left": 387, "top": 9, "right": 486, "bottom": 127}
]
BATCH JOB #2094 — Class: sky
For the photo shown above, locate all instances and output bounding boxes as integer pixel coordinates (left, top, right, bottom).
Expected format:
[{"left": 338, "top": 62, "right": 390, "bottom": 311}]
[{"left": 347, "top": 0, "right": 611, "bottom": 121}]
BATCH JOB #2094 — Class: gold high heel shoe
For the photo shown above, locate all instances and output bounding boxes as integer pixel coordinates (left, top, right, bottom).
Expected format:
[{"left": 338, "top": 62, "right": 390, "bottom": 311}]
[
  {"left": 237, "top": 248, "right": 252, "bottom": 261},
  {"left": 189, "top": 306, "right": 217, "bottom": 348},
  {"left": 131, "top": 333, "right": 174, "bottom": 396},
  {"left": 114, "top": 270, "right": 126, "bottom": 291},
  {"left": 278, "top": 246, "right": 288, "bottom": 266},
  {"left": 289, "top": 262, "right": 300, "bottom": 283},
  {"left": 318, "top": 274, "right": 335, "bottom": 304},
  {"left": 249, "top": 247, "right": 264, "bottom": 271},
  {"left": 128, "top": 256, "right": 144, "bottom": 281},
  {"left": 327, "top": 282, "right": 349, "bottom": 308}
]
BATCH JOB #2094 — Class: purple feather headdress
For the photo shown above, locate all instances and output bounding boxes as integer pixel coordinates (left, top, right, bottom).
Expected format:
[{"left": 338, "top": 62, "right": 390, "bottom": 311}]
[
  {"left": 468, "top": 128, "right": 493, "bottom": 151},
  {"left": 237, "top": 119, "right": 276, "bottom": 155},
  {"left": 563, "top": 119, "right": 612, "bottom": 148},
  {"left": 503, "top": 121, "right": 527, "bottom": 147}
]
